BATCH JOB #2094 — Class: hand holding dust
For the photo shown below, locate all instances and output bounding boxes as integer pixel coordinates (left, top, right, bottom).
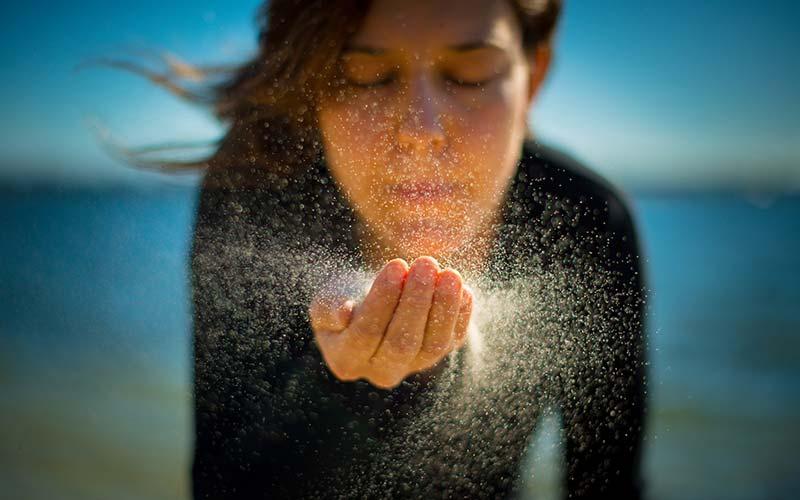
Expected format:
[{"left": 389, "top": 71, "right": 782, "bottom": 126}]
[{"left": 308, "top": 256, "right": 473, "bottom": 389}]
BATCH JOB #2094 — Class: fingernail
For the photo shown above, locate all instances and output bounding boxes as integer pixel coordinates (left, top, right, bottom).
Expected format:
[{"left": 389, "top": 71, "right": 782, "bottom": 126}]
[
  {"left": 412, "top": 256, "right": 441, "bottom": 274},
  {"left": 336, "top": 300, "right": 354, "bottom": 328},
  {"left": 385, "top": 262, "right": 406, "bottom": 283}
]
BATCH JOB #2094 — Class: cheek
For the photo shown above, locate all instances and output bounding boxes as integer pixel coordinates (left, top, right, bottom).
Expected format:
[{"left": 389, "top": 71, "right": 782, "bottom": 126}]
[
  {"left": 317, "top": 103, "right": 394, "bottom": 212},
  {"left": 452, "top": 76, "right": 528, "bottom": 201},
  {"left": 319, "top": 94, "right": 396, "bottom": 160},
  {"left": 459, "top": 70, "right": 527, "bottom": 143}
]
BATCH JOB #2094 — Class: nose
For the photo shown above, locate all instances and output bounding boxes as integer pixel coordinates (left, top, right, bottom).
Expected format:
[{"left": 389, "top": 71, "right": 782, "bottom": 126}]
[{"left": 396, "top": 75, "right": 446, "bottom": 155}]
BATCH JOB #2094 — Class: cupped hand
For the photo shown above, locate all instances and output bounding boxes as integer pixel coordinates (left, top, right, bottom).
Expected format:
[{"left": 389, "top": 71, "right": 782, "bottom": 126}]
[{"left": 308, "top": 256, "right": 473, "bottom": 389}]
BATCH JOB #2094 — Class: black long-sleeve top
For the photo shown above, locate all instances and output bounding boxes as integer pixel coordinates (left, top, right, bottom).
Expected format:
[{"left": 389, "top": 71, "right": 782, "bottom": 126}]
[{"left": 190, "top": 138, "right": 648, "bottom": 499}]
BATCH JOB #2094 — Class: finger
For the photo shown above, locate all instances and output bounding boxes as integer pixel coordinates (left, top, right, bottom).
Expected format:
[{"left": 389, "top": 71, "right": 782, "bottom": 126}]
[
  {"left": 312, "top": 297, "right": 359, "bottom": 380},
  {"left": 309, "top": 295, "right": 354, "bottom": 333},
  {"left": 411, "top": 268, "right": 462, "bottom": 371},
  {"left": 328, "top": 258, "right": 408, "bottom": 365},
  {"left": 363, "top": 365, "right": 406, "bottom": 390},
  {"left": 371, "top": 256, "right": 439, "bottom": 378},
  {"left": 452, "top": 286, "right": 473, "bottom": 350}
]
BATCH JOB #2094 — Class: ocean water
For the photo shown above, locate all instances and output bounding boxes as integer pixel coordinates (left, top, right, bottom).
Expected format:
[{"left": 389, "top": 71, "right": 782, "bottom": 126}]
[{"left": 1, "top": 187, "right": 798, "bottom": 499}]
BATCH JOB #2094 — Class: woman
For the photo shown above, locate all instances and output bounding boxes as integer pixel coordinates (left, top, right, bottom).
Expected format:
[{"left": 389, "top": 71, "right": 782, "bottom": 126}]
[{"left": 118, "top": 0, "right": 646, "bottom": 497}]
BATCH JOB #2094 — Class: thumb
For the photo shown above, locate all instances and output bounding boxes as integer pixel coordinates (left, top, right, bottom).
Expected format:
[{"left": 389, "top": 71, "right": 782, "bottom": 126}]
[{"left": 309, "top": 295, "right": 355, "bottom": 333}]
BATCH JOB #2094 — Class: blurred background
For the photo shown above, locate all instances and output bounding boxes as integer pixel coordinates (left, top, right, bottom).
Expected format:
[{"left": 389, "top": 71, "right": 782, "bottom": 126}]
[{"left": 1, "top": 1, "right": 798, "bottom": 499}]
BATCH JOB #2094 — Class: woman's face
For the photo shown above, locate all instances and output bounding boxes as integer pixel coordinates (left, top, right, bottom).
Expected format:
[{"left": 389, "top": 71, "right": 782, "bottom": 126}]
[{"left": 317, "top": 0, "right": 543, "bottom": 262}]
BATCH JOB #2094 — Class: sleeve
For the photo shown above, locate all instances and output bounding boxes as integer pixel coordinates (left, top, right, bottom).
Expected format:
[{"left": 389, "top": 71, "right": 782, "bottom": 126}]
[
  {"left": 189, "top": 173, "right": 327, "bottom": 499},
  {"left": 557, "top": 191, "right": 648, "bottom": 499}
]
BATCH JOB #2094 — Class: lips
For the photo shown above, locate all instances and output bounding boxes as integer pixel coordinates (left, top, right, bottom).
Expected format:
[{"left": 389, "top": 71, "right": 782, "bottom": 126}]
[{"left": 388, "top": 181, "right": 461, "bottom": 202}]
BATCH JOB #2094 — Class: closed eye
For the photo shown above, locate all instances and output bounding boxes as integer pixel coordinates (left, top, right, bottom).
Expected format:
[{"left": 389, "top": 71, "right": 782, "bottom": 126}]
[
  {"left": 348, "top": 73, "right": 496, "bottom": 90},
  {"left": 444, "top": 75, "right": 496, "bottom": 88},
  {"left": 347, "top": 73, "right": 398, "bottom": 89}
]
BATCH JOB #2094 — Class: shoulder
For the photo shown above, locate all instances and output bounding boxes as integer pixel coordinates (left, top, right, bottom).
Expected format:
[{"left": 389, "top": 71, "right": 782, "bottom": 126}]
[
  {"left": 518, "top": 139, "right": 637, "bottom": 237},
  {"left": 192, "top": 161, "right": 360, "bottom": 264},
  {"left": 509, "top": 139, "right": 644, "bottom": 280}
]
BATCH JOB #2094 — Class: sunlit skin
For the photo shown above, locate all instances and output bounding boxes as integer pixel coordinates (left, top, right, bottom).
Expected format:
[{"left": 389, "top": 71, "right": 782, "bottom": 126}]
[{"left": 309, "top": 0, "right": 551, "bottom": 389}]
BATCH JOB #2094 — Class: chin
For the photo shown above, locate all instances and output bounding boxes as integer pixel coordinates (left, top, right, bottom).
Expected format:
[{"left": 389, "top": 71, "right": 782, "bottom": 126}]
[{"left": 387, "top": 219, "right": 466, "bottom": 259}]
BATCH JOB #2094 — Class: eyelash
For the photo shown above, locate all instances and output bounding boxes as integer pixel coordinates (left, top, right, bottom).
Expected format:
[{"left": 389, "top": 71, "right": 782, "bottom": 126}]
[
  {"left": 445, "top": 76, "right": 492, "bottom": 88},
  {"left": 348, "top": 73, "right": 494, "bottom": 89}
]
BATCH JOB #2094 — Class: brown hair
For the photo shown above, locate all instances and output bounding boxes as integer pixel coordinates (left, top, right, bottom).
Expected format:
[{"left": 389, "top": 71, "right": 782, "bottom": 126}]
[{"left": 97, "top": 0, "right": 562, "bottom": 185}]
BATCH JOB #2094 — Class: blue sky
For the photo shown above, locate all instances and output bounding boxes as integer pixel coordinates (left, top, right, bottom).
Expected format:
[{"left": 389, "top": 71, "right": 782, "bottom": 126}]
[{"left": 2, "top": 0, "right": 798, "bottom": 190}]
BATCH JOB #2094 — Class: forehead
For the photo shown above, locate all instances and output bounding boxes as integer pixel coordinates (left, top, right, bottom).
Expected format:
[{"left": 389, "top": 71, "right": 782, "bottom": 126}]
[{"left": 349, "top": 0, "right": 522, "bottom": 51}]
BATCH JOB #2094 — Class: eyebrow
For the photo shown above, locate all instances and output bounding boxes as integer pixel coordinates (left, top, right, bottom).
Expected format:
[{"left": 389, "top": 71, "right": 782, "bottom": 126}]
[
  {"left": 342, "top": 40, "right": 505, "bottom": 55},
  {"left": 448, "top": 40, "right": 505, "bottom": 53}
]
